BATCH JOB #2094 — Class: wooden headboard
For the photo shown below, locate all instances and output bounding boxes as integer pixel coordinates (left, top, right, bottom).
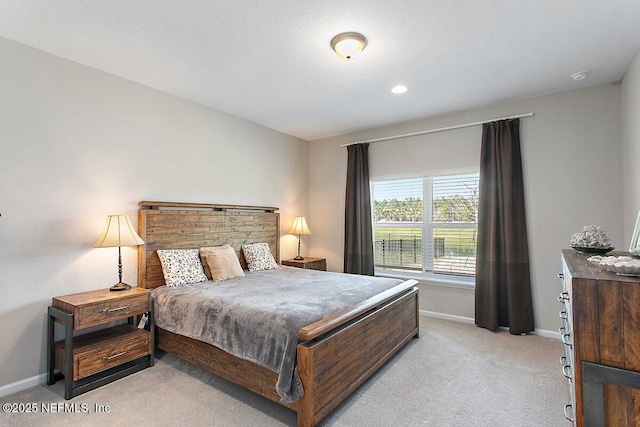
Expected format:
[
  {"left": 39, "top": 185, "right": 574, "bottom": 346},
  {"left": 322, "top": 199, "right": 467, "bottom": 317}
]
[{"left": 137, "top": 201, "right": 280, "bottom": 289}]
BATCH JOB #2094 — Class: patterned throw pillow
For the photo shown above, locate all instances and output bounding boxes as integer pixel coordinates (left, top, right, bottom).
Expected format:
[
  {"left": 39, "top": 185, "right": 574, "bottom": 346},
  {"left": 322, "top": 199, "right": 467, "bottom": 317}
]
[
  {"left": 157, "top": 249, "right": 208, "bottom": 287},
  {"left": 241, "top": 242, "right": 278, "bottom": 272}
]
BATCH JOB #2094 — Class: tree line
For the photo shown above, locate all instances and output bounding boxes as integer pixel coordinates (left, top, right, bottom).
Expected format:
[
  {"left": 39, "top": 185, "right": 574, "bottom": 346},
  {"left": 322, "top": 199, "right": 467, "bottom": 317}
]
[{"left": 374, "top": 195, "right": 478, "bottom": 223}]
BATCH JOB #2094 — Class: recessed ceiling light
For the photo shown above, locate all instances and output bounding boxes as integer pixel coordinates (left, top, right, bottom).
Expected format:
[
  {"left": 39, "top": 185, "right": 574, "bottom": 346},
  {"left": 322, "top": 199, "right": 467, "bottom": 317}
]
[
  {"left": 571, "top": 71, "right": 589, "bottom": 81},
  {"left": 391, "top": 85, "right": 407, "bottom": 94}
]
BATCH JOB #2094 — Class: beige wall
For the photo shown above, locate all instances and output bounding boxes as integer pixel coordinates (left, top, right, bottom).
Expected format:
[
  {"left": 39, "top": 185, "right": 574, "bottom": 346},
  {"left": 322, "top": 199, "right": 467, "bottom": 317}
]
[
  {"left": 0, "top": 37, "right": 309, "bottom": 388},
  {"left": 1, "top": 30, "right": 634, "bottom": 391},
  {"left": 622, "top": 50, "right": 640, "bottom": 241},
  {"left": 309, "top": 83, "right": 623, "bottom": 333}
]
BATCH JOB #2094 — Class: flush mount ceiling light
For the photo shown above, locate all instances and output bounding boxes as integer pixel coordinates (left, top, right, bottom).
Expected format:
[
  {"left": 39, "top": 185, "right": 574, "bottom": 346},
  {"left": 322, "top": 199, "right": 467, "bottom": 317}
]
[
  {"left": 331, "top": 32, "right": 367, "bottom": 60},
  {"left": 571, "top": 71, "right": 589, "bottom": 81}
]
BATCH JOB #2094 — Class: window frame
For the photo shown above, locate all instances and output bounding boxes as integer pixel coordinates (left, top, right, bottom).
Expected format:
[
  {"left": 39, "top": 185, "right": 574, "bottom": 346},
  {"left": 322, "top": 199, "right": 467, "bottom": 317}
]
[{"left": 371, "top": 168, "right": 479, "bottom": 288}]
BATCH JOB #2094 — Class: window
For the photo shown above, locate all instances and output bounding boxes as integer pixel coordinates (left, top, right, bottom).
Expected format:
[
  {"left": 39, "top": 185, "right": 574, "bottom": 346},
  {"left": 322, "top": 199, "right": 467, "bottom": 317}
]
[{"left": 372, "top": 172, "right": 479, "bottom": 278}]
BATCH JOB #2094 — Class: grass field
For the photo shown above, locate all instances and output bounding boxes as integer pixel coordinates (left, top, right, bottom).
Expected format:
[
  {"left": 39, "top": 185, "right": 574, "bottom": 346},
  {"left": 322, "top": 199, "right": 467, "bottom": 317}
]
[
  {"left": 374, "top": 226, "right": 477, "bottom": 275},
  {"left": 374, "top": 227, "right": 477, "bottom": 252}
]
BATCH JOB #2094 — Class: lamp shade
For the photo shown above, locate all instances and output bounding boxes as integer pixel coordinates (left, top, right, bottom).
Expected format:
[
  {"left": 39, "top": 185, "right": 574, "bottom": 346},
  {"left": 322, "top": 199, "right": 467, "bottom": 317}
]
[
  {"left": 94, "top": 215, "right": 144, "bottom": 248},
  {"left": 288, "top": 217, "right": 311, "bottom": 235}
]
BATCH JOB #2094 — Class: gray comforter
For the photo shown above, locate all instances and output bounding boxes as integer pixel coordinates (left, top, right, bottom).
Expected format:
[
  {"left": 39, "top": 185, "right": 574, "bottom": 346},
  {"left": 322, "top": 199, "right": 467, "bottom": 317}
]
[{"left": 152, "top": 266, "right": 403, "bottom": 403}]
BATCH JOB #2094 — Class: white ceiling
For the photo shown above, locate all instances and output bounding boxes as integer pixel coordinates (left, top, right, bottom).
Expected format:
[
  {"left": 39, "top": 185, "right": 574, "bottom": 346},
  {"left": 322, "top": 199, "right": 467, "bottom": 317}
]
[{"left": 1, "top": 1, "right": 639, "bottom": 141}]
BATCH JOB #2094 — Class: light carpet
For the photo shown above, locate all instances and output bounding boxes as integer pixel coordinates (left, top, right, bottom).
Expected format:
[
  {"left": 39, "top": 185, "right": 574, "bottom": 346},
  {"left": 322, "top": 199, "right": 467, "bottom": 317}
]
[{"left": 0, "top": 317, "right": 567, "bottom": 426}]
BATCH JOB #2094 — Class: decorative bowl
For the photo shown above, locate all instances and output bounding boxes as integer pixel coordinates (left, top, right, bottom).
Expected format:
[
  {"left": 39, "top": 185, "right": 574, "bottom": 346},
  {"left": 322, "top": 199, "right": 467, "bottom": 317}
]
[
  {"left": 610, "top": 264, "right": 640, "bottom": 276},
  {"left": 572, "top": 246, "right": 614, "bottom": 254},
  {"left": 587, "top": 255, "right": 640, "bottom": 276}
]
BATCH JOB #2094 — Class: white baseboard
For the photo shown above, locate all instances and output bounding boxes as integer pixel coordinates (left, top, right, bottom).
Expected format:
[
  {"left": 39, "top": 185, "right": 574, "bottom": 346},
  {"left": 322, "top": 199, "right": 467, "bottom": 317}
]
[
  {"left": 420, "top": 310, "right": 559, "bottom": 339},
  {"left": 0, "top": 373, "right": 47, "bottom": 398},
  {"left": 531, "top": 328, "right": 560, "bottom": 339},
  {"left": 420, "top": 309, "right": 475, "bottom": 324}
]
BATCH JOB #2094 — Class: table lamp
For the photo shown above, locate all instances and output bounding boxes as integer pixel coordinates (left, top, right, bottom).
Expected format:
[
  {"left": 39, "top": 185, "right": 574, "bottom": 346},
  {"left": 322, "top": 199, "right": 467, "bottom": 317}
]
[
  {"left": 288, "top": 216, "right": 311, "bottom": 260},
  {"left": 94, "top": 214, "right": 145, "bottom": 291}
]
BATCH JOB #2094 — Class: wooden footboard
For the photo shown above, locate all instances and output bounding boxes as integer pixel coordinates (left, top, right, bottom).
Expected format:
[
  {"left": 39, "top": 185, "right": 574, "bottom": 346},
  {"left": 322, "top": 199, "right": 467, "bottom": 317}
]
[
  {"left": 156, "top": 284, "right": 419, "bottom": 427},
  {"left": 297, "top": 286, "right": 419, "bottom": 426}
]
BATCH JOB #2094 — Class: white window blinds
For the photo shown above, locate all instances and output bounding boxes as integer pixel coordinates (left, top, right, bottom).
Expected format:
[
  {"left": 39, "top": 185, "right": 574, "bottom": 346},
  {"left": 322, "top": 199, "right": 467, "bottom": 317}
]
[{"left": 373, "top": 172, "right": 479, "bottom": 277}]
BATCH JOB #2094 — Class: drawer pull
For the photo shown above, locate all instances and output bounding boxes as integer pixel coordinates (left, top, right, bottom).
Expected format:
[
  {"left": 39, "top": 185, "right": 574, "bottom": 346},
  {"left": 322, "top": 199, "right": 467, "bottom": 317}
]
[
  {"left": 102, "top": 349, "right": 129, "bottom": 361},
  {"left": 557, "top": 292, "right": 569, "bottom": 302},
  {"left": 559, "top": 327, "right": 572, "bottom": 347},
  {"left": 558, "top": 273, "right": 564, "bottom": 279},
  {"left": 559, "top": 356, "right": 572, "bottom": 380},
  {"left": 563, "top": 403, "right": 574, "bottom": 422},
  {"left": 101, "top": 304, "right": 130, "bottom": 314},
  {"left": 562, "top": 363, "right": 572, "bottom": 380},
  {"left": 559, "top": 310, "right": 568, "bottom": 320}
]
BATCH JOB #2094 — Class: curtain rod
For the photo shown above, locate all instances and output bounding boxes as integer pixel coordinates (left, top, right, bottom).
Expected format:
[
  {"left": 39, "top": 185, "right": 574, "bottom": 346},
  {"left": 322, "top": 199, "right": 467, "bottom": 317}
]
[{"left": 340, "top": 112, "right": 534, "bottom": 147}]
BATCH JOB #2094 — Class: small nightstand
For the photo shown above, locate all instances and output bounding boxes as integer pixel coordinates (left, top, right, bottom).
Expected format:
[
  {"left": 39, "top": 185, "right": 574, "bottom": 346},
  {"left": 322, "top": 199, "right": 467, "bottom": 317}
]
[
  {"left": 47, "top": 287, "right": 154, "bottom": 399},
  {"left": 282, "top": 257, "right": 327, "bottom": 271}
]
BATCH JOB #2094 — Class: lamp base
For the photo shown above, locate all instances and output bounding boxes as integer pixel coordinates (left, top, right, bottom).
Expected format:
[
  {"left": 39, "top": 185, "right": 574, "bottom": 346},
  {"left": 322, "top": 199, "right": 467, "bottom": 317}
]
[
  {"left": 110, "top": 282, "right": 131, "bottom": 292},
  {"left": 294, "top": 255, "right": 304, "bottom": 260}
]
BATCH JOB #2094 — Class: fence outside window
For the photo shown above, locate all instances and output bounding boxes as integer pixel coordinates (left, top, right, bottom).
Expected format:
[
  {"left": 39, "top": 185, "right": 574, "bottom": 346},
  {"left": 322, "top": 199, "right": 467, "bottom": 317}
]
[{"left": 374, "top": 234, "right": 475, "bottom": 275}]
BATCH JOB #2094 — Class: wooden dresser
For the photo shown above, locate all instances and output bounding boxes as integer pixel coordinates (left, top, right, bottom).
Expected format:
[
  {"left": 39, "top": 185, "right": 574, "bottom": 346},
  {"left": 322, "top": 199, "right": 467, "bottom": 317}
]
[{"left": 559, "top": 249, "right": 640, "bottom": 426}]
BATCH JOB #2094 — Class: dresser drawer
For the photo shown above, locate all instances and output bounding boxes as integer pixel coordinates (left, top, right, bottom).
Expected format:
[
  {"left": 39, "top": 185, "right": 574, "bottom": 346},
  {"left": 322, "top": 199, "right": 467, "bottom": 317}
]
[
  {"left": 55, "top": 325, "right": 151, "bottom": 381},
  {"left": 75, "top": 293, "right": 150, "bottom": 329}
]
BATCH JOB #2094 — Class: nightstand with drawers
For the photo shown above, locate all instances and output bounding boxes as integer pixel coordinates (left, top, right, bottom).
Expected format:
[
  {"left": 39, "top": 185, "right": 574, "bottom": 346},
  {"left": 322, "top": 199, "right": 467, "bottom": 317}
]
[
  {"left": 282, "top": 257, "right": 327, "bottom": 271},
  {"left": 47, "top": 287, "right": 154, "bottom": 399}
]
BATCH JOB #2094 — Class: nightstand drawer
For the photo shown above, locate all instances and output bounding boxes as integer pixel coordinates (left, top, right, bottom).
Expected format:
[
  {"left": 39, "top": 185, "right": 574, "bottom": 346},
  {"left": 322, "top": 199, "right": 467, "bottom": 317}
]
[
  {"left": 55, "top": 325, "right": 151, "bottom": 381},
  {"left": 301, "top": 259, "right": 326, "bottom": 270},
  {"left": 282, "top": 257, "right": 327, "bottom": 271},
  {"left": 52, "top": 287, "right": 151, "bottom": 330},
  {"left": 76, "top": 294, "right": 150, "bottom": 329},
  {"left": 76, "top": 332, "right": 150, "bottom": 380}
]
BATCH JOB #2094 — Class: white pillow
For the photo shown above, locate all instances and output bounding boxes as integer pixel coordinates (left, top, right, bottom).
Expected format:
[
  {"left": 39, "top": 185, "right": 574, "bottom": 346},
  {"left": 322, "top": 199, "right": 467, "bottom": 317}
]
[
  {"left": 241, "top": 243, "right": 278, "bottom": 272},
  {"left": 157, "top": 249, "right": 208, "bottom": 287}
]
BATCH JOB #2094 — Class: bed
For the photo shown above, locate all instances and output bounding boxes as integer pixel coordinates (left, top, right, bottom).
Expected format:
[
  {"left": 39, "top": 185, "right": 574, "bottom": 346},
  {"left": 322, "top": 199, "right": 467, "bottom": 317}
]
[{"left": 137, "top": 201, "right": 419, "bottom": 427}]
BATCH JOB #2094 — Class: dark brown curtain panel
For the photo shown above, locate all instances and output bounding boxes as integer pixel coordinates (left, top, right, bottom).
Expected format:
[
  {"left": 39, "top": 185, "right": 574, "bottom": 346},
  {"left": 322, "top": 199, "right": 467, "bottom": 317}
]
[
  {"left": 475, "top": 119, "right": 534, "bottom": 334},
  {"left": 344, "top": 143, "right": 374, "bottom": 275}
]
